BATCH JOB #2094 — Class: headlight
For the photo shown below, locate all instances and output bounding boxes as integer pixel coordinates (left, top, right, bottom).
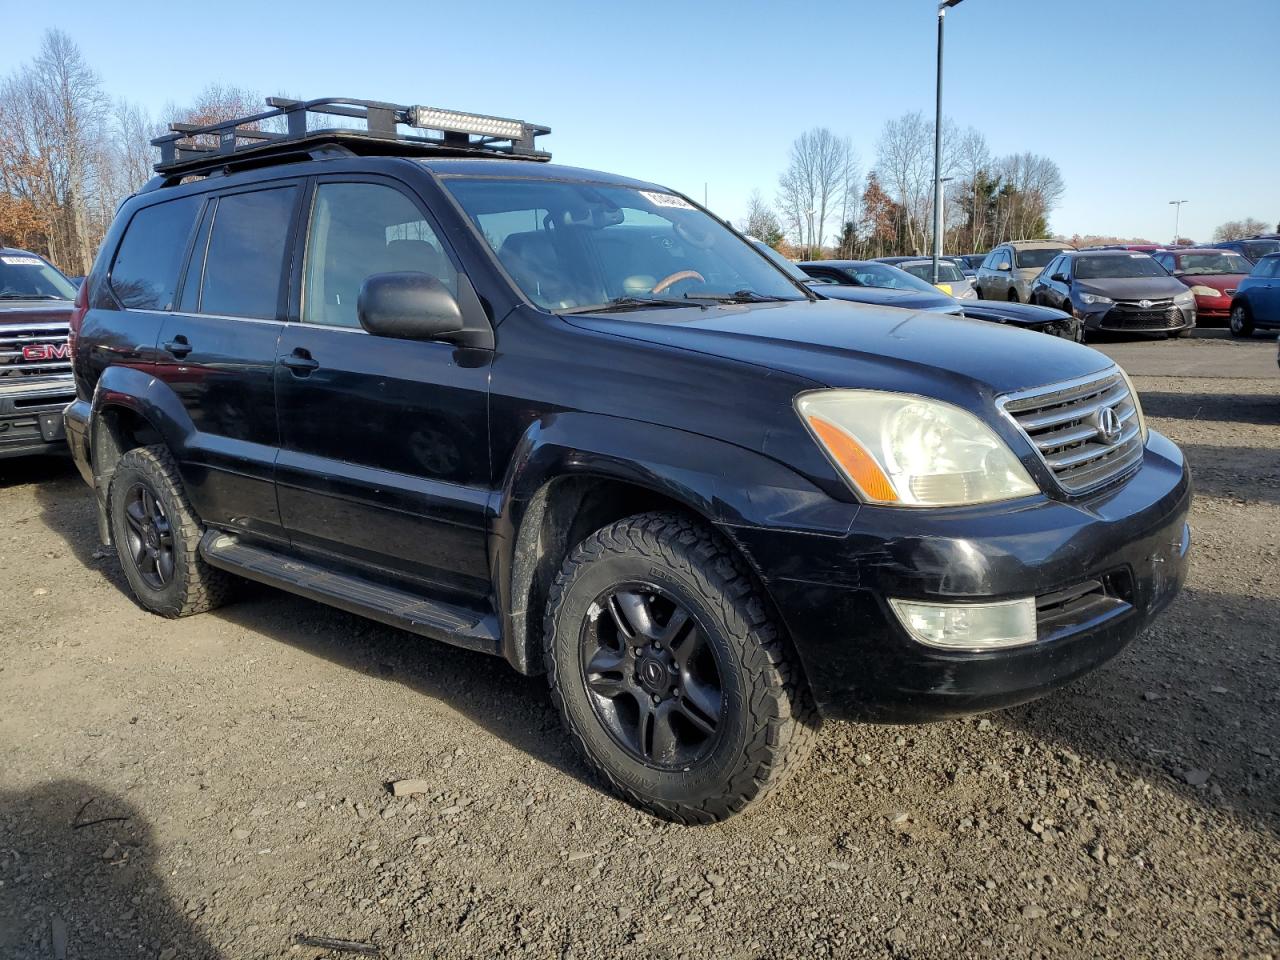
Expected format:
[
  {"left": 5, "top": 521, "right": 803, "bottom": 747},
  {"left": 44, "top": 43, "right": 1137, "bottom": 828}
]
[
  {"left": 1079, "top": 292, "right": 1113, "bottom": 306},
  {"left": 1188, "top": 285, "right": 1221, "bottom": 298},
  {"left": 1116, "top": 366, "right": 1149, "bottom": 443},
  {"left": 1174, "top": 290, "right": 1196, "bottom": 304},
  {"left": 796, "top": 390, "right": 1039, "bottom": 507}
]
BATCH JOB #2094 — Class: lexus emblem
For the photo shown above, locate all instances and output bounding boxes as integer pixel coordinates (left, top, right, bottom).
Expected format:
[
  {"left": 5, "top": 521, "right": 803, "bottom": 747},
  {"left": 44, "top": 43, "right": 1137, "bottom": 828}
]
[
  {"left": 1138, "top": 299, "right": 1153, "bottom": 309},
  {"left": 1095, "top": 406, "right": 1122, "bottom": 444}
]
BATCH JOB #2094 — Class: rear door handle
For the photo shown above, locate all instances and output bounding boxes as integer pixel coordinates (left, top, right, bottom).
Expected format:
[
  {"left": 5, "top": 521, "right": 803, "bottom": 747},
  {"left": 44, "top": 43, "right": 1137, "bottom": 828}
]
[
  {"left": 163, "top": 335, "right": 192, "bottom": 359},
  {"left": 281, "top": 348, "right": 319, "bottom": 375}
]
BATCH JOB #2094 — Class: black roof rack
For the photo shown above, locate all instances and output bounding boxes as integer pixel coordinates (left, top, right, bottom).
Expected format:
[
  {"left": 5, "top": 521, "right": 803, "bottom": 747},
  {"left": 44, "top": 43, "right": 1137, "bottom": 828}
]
[{"left": 150, "top": 96, "right": 551, "bottom": 178}]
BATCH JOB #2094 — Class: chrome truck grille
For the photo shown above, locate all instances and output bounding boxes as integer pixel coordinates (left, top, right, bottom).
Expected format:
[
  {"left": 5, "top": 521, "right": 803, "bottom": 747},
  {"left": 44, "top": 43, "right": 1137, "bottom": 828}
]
[{"left": 1000, "top": 368, "right": 1143, "bottom": 494}]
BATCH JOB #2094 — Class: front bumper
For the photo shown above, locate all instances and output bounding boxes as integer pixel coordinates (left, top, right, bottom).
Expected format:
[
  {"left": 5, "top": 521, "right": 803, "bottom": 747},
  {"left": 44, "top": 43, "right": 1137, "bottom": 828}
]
[
  {"left": 0, "top": 376, "right": 75, "bottom": 459},
  {"left": 1078, "top": 301, "right": 1196, "bottom": 333},
  {"left": 1192, "top": 293, "right": 1231, "bottom": 319},
  {"left": 726, "top": 431, "right": 1191, "bottom": 722}
]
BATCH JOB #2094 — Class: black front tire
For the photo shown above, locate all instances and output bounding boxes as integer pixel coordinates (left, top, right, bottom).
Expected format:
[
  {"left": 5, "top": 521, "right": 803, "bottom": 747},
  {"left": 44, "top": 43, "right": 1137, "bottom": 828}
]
[
  {"left": 107, "top": 445, "right": 232, "bottom": 618},
  {"left": 543, "top": 513, "right": 818, "bottom": 823},
  {"left": 1229, "top": 303, "right": 1253, "bottom": 338}
]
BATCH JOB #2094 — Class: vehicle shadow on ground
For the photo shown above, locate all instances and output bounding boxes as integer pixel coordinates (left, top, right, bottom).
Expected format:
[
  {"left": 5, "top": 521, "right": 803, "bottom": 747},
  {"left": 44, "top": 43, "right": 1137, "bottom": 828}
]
[
  {"left": 1140, "top": 391, "right": 1280, "bottom": 427},
  {"left": 211, "top": 594, "right": 595, "bottom": 790},
  {"left": 998, "top": 587, "right": 1279, "bottom": 835},
  {"left": 0, "top": 780, "right": 221, "bottom": 959}
]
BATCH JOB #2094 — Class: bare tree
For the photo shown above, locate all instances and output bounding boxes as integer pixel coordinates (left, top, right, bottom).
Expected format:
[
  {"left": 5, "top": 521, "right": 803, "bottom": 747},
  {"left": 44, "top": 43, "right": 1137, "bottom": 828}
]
[
  {"left": 1212, "top": 217, "right": 1270, "bottom": 242},
  {"left": 0, "top": 30, "right": 111, "bottom": 272},
  {"left": 777, "top": 128, "right": 853, "bottom": 257}
]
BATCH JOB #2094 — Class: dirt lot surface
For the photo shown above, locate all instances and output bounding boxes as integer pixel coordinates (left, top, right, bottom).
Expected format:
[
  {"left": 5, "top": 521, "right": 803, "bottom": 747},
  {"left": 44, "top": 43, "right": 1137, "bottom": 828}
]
[{"left": 2, "top": 337, "right": 1278, "bottom": 959}]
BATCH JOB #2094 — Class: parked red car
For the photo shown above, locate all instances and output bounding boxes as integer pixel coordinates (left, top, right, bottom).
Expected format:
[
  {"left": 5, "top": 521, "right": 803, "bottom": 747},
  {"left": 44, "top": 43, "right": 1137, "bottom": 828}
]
[{"left": 1153, "top": 248, "right": 1253, "bottom": 321}]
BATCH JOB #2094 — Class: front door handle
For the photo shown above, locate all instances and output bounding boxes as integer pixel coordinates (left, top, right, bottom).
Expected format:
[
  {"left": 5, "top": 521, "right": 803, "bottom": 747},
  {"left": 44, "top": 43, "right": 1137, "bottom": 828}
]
[
  {"left": 281, "top": 348, "right": 319, "bottom": 375},
  {"left": 162, "top": 335, "right": 192, "bottom": 359}
]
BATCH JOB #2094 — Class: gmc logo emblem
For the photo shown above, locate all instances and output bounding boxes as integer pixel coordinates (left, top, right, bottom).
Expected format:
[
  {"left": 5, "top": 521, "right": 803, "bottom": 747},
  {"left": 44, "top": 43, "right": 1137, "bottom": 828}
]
[{"left": 22, "top": 342, "right": 71, "bottom": 361}]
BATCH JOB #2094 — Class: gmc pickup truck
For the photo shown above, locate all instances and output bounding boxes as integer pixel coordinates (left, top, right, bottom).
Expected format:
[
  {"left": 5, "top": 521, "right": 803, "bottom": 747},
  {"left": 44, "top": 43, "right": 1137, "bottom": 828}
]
[{"left": 0, "top": 248, "right": 76, "bottom": 459}]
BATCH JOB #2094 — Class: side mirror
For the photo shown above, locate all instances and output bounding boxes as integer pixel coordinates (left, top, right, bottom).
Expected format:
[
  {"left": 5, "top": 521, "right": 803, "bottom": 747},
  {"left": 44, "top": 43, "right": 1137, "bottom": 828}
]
[
  {"left": 1050, "top": 272, "right": 1067, "bottom": 283},
  {"left": 997, "top": 261, "right": 1011, "bottom": 272},
  {"left": 358, "top": 272, "right": 464, "bottom": 341}
]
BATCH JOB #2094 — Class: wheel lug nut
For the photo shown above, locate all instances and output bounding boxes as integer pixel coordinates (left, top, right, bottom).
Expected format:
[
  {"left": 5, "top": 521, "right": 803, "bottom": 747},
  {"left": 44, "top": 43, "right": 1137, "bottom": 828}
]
[
  {"left": 653, "top": 642, "right": 662, "bottom": 651},
  {"left": 652, "top": 694, "right": 661, "bottom": 705}
]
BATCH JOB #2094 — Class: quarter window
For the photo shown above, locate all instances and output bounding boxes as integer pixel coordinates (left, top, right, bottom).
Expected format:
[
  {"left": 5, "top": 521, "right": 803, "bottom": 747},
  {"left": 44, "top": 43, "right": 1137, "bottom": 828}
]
[
  {"left": 303, "top": 182, "right": 457, "bottom": 328},
  {"left": 110, "top": 197, "right": 202, "bottom": 310},
  {"left": 199, "top": 187, "right": 298, "bottom": 320}
]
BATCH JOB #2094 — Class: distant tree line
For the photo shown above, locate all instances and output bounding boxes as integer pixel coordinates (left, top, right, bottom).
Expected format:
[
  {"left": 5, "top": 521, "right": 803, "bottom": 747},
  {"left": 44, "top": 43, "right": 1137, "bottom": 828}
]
[
  {"left": 744, "top": 114, "right": 1066, "bottom": 260},
  {"left": 0, "top": 29, "right": 273, "bottom": 270}
]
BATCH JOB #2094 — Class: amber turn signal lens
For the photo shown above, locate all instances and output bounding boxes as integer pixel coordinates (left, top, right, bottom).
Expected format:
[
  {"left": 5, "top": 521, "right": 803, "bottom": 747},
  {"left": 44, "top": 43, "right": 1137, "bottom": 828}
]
[{"left": 806, "top": 416, "right": 898, "bottom": 503}]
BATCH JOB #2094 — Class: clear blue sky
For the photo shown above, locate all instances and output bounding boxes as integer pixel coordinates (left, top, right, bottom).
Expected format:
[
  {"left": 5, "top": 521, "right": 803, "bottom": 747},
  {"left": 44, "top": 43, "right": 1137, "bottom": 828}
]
[{"left": 5, "top": 0, "right": 1278, "bottom": 244}]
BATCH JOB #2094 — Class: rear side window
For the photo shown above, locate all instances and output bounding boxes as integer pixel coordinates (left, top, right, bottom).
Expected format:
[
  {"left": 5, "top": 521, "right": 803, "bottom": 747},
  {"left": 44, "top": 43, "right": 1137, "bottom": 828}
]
[
  {"left": 198, "top": 187, "right": 298, "bottom": 319},
  {"left": 110, "top": 197, "right": 201, "bottom": 310}
]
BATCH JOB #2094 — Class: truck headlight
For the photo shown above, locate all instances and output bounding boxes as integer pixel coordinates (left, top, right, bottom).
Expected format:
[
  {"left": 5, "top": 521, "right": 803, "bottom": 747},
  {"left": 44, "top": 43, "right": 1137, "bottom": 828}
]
[
  {"left": 796, "top": 390, "right": 1038, "bottom": 507},
  {"left": 1079, "top": 292, "right": 1113, "bottom": 306}
]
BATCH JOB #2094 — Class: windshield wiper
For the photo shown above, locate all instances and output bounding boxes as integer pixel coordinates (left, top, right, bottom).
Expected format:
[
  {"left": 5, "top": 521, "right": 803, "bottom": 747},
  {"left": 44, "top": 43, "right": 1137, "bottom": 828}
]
[
  {"left": 561, "top": 296, "right": 708, "bottom": 315},
  {"left": 684, "top": 290, "right": 794, "bottom": 303}
]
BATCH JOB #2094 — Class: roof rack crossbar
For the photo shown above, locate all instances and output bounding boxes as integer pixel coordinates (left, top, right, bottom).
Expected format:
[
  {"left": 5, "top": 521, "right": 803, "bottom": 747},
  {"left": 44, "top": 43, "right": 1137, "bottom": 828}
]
[{"left": 150, "top": 96, "right": 551, "bottom": 176}]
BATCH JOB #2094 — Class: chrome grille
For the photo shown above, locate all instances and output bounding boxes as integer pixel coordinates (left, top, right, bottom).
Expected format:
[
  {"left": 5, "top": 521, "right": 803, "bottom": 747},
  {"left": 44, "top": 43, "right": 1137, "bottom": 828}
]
[
  {"left": 1000, "top": 368, "right": 1144, "bottom": 494},
  {"left": 0, "top": 321, "right": 72, "bottom": 380}
]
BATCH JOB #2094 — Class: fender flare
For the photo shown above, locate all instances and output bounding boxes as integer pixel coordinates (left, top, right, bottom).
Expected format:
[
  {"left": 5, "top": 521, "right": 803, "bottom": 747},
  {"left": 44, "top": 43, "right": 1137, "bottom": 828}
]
[
  {"left": 87, "top": 366, "right": 198, "bottom": 542},
  {"left": 491, "top": 412, "right": 850, "bottom": 674}
]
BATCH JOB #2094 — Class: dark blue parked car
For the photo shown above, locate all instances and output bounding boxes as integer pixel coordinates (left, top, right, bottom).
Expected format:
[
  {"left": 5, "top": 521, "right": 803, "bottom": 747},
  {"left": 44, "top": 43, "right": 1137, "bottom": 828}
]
[{"left": 1229, "top": 253, "right": 1280, "bottom": 337}]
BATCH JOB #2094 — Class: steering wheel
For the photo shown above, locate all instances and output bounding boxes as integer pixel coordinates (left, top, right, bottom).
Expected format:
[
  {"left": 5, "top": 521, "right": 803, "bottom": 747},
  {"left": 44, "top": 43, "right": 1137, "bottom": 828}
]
[{"left": 652, "top": 270, "right": 705, "bottom": 295}]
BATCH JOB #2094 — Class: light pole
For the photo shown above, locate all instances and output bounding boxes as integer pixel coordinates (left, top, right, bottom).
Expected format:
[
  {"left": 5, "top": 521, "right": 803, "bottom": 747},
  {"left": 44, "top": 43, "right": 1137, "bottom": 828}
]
[
  {"left": 933, "top": 0, "right": 964, "bottom": 283},
  {"left": 1168, "top": 199, "right": 1188, "bottom": 245}
]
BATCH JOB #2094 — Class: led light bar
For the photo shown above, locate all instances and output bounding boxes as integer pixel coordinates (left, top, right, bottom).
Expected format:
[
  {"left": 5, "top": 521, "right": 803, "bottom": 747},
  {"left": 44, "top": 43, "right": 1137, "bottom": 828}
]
[{"left": 410, "top": 106, "right": 526, "bottom": 141}]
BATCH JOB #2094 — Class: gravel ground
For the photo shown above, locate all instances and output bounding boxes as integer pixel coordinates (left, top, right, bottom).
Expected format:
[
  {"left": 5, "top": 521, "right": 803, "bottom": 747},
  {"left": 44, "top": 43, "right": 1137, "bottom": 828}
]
[{"left": 1, "top": 367, "right": 1277, "bottom": 959}]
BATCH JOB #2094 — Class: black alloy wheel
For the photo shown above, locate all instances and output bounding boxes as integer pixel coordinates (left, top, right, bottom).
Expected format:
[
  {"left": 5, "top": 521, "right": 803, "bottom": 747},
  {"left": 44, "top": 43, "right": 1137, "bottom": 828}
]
[
  {"left": 121, "top": 481, "right": 175, "bottom": 590},
  {"left": 579, "top": 583, "right": 724, "bottom": 769}
]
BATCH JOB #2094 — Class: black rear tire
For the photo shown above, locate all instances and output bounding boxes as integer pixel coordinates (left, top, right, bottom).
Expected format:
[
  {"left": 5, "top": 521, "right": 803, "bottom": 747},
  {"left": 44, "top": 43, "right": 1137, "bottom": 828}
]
[
  {"left": 1007, "top": 289, "right": 1020, "bottom": 303},
  {"left": 543, "top": 513, "right": 818, "bottom": 823},
  {"left": 107, "top": 445, "right": 232, "bottom": 618}
]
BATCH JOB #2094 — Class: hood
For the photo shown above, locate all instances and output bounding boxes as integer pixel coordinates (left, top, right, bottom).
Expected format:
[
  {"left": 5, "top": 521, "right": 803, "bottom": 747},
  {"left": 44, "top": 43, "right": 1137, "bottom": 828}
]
[
  {"left": 962, "top": 299, "right": 1072, "bottom": 327},
  {"left": 0, "top": 299, "right": 74, "bottom": 325},
  {"left": 1075, "top": 276, "right": 1189, "bottom": 301},
  {"left": 1173, "top": 273, "right": 1246, "bottom": 292},
  {"left": 564, "top": 299, "right": 1111, "bottom": 397},
  {"left": 816, "top": 285, "right": 961, "bottom": 314}
]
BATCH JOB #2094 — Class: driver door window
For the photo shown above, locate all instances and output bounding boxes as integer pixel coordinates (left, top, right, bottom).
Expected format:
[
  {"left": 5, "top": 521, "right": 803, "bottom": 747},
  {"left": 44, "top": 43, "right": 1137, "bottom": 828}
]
[{"left": 303, "top": 182, "right": 457, "bottom": 328}]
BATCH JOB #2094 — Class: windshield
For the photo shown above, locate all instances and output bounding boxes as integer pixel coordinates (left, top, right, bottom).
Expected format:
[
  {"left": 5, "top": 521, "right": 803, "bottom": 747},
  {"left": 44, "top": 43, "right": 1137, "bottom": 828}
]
[
  {"left": 0, "top": 253, "right": 77, "bottom": 300},
  {"left": 901, "top": 261, "right": 965, "bottom": 284},
  {"left": 1013, "top": 248, "right": 1063, "bottom": 269},
  {"left": 1243, "top": 240, "right": 1280, "bottom": 260},
  {"left": 849, "top": 262, "right": 940, "bottom": 293},
  {"left": 1075, "top": 254, "right": 1169, "bottom": 280},
  {"left": 442, "top": 178, "right": 807, "bottom": 312},
  {"left": 751, "top": 240, "right": 811, "bottom": 282},
  {"left": 1174, "top": 252, "right": 1252, "bottom": 276}
]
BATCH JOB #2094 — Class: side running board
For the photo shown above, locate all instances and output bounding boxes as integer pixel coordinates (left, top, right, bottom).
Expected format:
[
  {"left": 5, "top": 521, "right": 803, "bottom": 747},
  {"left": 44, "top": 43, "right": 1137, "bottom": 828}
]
[{"left": 199, "top": 532, "right": 500, "bottom": 655}]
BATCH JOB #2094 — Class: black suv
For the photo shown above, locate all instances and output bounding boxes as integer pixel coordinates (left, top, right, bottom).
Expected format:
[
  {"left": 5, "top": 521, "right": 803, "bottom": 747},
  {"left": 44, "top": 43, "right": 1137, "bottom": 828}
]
[{"left": 66, "top": 98, "right": 1191, "bottom": 823}]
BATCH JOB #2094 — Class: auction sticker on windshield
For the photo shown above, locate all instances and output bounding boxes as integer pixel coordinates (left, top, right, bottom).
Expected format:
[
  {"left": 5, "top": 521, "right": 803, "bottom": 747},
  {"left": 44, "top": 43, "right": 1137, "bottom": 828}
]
[
  {"left": 639, "top": 191, "right": 695, "bottom": 210},
  {"left": 1, "top": 256, "right": 43, "bottom": 266}
]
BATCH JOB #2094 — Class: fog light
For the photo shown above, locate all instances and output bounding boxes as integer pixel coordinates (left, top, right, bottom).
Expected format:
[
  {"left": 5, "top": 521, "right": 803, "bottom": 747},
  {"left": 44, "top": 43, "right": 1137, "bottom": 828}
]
[{"left": 888, "top": 597, "right": 1037, "bottom": 650}]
